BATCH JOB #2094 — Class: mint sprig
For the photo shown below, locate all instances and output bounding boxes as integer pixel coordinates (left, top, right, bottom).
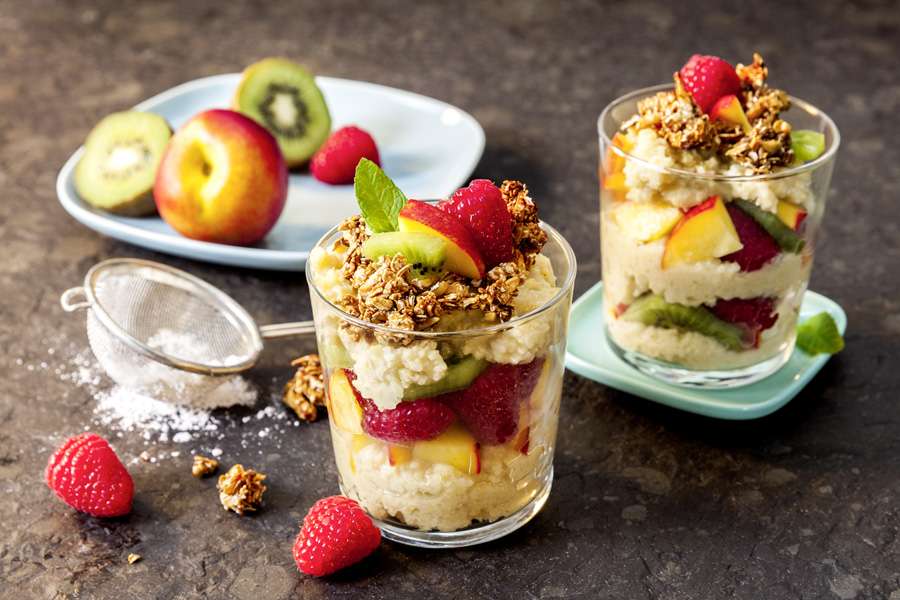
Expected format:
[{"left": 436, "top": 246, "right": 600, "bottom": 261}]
[
  {"left": 354, "top": 158, "right": 407, "bottom": 233},
  {"left": 796, "top": 312, "right": 844, "bottom": 355}
]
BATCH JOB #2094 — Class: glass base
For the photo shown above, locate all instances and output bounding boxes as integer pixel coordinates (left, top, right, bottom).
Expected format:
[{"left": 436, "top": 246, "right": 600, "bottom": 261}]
[
  {"left": 608, "top": 335, "right": 792, "bottom": 389},
  {"left": 345, "top": 467, "right": 553, "bottom": 549}
]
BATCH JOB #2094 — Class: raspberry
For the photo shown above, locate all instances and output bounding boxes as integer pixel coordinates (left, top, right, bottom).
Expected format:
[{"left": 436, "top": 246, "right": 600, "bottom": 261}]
[
  {"left": 723, "top": 204, "right": 780, "bottom": 272},
  {"left": 359, "top": 395, "right": 455, "bottom": 443},
  {"left": 45, "top": 433, "right": 133, "bottom": 517},
  {"left": 310, "top": 126, "right": 380, "bottom": 185},
  {"left": 441, "top": 359, "right": 544, "bottom": 445},
  {"left": 678, "top": 55, "right": 742, "bottom": 114},
  {"left": 293, "top": 495, "right": 381, "bottom": 577},
  {"left": 441, "top": 179, "right": 514, "bottom": 268},
  {"left": 711, "top": 297, "right": 778, "bottom": 348}
]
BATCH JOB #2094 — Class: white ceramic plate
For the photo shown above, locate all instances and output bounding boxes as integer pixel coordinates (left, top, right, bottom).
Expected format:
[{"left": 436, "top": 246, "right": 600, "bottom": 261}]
[{"left": 57, "top": 74, "right": 485, "bottom": 270}]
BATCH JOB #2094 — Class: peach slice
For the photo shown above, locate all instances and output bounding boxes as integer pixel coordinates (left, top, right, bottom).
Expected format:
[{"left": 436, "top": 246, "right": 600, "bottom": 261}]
[
  {"left": 710, "top": 95, "right": 752, "bottom": 134},
  {"left": 349, "top": 433, "right": 375, "bottom": 474},
  {"left": 604, "top": 132, "right": 634, "bottom": 175},
  {"left": 411, "top": 423, "right": 481, "bottom": 475},
  {"left": 398, "top": 200, "right": 486, "bottom": 279},
  {"left": 327, "top": 369, "right": 364, "bottom": 435},
  {"left": 612, "top": 199, "right": 683, "bottom": 243},
  {"left": 661, "top": 196, "right": 743, "bottom": 269},
  {"left": 387, "top": 444, "right": 413, "bottom": 467},
  {"left": 776, "top": 200, "right": 808, "bottom": 231}
]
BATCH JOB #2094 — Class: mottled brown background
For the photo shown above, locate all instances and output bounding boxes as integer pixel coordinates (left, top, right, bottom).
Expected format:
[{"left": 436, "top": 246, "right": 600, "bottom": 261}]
[{"left": 1, "top": 1, "right": 898, "bottom": 599}]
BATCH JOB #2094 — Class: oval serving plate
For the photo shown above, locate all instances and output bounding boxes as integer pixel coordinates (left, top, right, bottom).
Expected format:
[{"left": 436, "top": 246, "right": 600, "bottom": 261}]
[{"left": 57, "top": 74, "right": 485, "bottom": 271}]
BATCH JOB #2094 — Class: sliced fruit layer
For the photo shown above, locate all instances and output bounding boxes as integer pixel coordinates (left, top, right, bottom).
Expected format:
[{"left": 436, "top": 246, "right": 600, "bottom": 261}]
[
  {"left": 612, "top": 200, "right": 683, "bottom": 243},
  {"left": 662, "top": 196, "right": 743, "bottom": 269},
  {"left": 711, "top": 297, "right": 778, "bottom": 348},
  {"left": 790, "top": 130, "right": 826, "bottom": 163},
  {"left": 403, "top": 356, "right": 487, "bottom": 401},
  {"left": 75, "top": 111, "right": 172, "bottom": 216},
  {"left": 233, "top": 57, "right": 331, "bottom": 167},
  {"left": 327, "top": 369, "right": 364, "bottom": 434},
  {"left": 622, "top": 294, "right": 746, "bottom": 351},
  {"left": 359, "top": 395, "right": 456, "bottom": 443},
  {"left": 411, "top": 423, "right": 480, "bottom": 475},
  {"left": 722, "top": 203, "right": 781, "bottom": 272},
  {"left": 441, "top": 180, "right": 514, "bottom": 268},
  {"left": 776, "top": 201, "right": 808, "bottom": 231},
  {"left": 362, "top": 231, "right": 448, "bottom": 279},
  {"left": 733, "top": 199, "right": 805, "bottom": 253},
  {"left": 441, "top": 359, "right": 545, "bottom": 445},
  {"left": 398, "top": 200, "right": 486, "bottom": 279}
]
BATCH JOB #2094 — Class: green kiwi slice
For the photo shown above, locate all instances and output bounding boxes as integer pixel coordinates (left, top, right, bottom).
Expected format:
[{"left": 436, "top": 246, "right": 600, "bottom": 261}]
[
  {"left": 362, "top": 231, "right": 448, "bottom": 279},
  {"left": 74, "top": 111, "right": 171, "bottom": 216},
  {"left": 403, "top": 356, "right": 488, "bottom": 400},
  {"left": 233, "top": 58, "right": 331, "bottom": 167},
  {"left": 623, "top": 294, "right": 746, "bottom": 351}
]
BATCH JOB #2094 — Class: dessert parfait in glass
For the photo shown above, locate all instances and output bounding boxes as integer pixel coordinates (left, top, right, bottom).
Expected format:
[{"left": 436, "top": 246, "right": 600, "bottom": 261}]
[
  {"left": 598, "top": 53, "right": 839, "bottom": 387},
  {"left": 306, "top": 161, "right": 575, "bottom": 547}
]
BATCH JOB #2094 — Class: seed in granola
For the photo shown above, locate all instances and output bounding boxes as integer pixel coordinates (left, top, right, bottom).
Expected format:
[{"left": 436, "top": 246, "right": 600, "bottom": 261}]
[
  {"left": 283, "top": 354, "right": 325, "bottom": 422},
  {"left": 217, "top": 464, "right": 266, "bottom": 515},
  {"left": 192, "top": 455, "right": 219, "bottom": 478}
]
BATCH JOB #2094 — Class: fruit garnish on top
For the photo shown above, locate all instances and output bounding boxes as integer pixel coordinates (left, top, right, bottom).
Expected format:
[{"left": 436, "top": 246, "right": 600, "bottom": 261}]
[
  {"left": 620, "top": 53, "right": 826, "bottom": 174},
  {"left": 326, "top": 159, "right": 548, "bottom": 331}
]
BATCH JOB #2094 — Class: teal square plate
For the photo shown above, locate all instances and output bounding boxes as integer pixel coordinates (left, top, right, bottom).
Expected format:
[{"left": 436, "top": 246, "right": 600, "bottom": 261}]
[{"left": 564, "top": 282, "right": 847, "bottom": 420}]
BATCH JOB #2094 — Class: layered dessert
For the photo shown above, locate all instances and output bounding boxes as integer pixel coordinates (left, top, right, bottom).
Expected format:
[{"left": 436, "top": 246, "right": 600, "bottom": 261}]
[
  {"left": 600, "top": 54, "right": 831, "bottom": 373},
  {"left": 308, "top": 161, "right": 572, "bottom": 534}
]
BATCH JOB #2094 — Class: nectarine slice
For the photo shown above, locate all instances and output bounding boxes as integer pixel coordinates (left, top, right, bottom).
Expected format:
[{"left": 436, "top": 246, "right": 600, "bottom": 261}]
[{"left": 661, "top": 196, "right": 743, "bottom": 269}]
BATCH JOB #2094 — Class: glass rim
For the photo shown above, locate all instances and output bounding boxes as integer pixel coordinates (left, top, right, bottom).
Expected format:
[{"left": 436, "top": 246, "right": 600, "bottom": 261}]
[
  {"left": 597, "top": 83, "right": 841, "bottom": 182},
  {"left": 305, "top": 220, "right": 577, "bottom": 339}
]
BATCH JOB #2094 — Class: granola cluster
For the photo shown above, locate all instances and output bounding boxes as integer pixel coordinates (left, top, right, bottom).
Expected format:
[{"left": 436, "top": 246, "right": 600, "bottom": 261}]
[
  {"left": 217, "top": 464, "right": 266, "bottom": 515},
  {"left": 333, "top": 181, "right": 546, "bottom": 338},
  {"left": 624, "top": 53, "right": 794, "bottom": 173},
  {"left": 283, "top": 354, "right": 326, "bottom": 422}
]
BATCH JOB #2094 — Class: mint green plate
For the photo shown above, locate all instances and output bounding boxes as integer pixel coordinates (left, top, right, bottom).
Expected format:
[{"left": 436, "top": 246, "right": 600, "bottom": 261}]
[{"left": 564, "top": 282, "right": 847, "bottom": 420}]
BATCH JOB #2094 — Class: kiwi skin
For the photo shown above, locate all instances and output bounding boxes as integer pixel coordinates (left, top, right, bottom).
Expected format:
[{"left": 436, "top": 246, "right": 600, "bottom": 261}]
[
  {"left": 232, "top": 57, "right": 331, "bottom": 167},
  {"left": 74, "top": 111, "right": 172, "bottom": 216}
]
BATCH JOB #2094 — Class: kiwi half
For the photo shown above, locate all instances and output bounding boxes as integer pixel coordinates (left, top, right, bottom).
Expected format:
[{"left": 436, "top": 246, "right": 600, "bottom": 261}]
[
  {"left": 74, "top": 111, "right": 171, "bottom": 216},
  {"left": 623, "top": 294, "right": 746, "bottom": 351},
  {"left": 362, "top": 231, "right": 448, "bottom": 280},
  {"left": 233, "top": 57, "right": 331, "bottom": 167}
]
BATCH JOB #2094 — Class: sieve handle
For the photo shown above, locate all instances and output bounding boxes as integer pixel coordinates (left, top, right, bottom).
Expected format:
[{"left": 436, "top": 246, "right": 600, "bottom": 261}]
[
  {"left": 60, "top": 286, "right": 90, "bottom": 312},
  {"left": 258, "top": 320, "right": 316, "bottom": 339}
]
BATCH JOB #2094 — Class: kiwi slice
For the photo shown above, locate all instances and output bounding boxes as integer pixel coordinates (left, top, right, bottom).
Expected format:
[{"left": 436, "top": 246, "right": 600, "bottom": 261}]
[
  {"left": 733, "top": 199, "right": 805, "bottom": 253},
  {"left": 403, "top": 356, "right": 488, "bottom": 400},
  {"left": 623, "top": 294, "right": 746, "bottom": 351},
  {"left": 362, "top": 231, "right": 447, "bottom": 279},
  {"left": 233, "top": 58, "right": 331, "bottom": 167},
  {"left": 74, "top": 111, "right": 171, "bottom": 216}
]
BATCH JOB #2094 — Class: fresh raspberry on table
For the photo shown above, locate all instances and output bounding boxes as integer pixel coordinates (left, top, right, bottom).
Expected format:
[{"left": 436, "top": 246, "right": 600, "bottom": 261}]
[
  {"left": 723, "top": 204, "right": 781, "bottom": 272},
  {"left": 441, "top": 359, "right": 544, "bottom": 445},
  {"left": 441, "top": 179, "right": 514, "bottom": 268},
  {"left": 359, "top": 395, "right": 456, "bottom": 443},
  {"left": 293, "top": 495, "right": 381, "bottom": 577},
  {"left": 45, "top": 432, "right": 134, "bottom": 517},
  {"left": 310, "top": 126, "right": 380, "bottom": 184},
  {"left": 678, "top": 54, "right": 743, "bottom": 114},
  {"left": 711, "top": 297, "right": 778, "bottom": 348}
]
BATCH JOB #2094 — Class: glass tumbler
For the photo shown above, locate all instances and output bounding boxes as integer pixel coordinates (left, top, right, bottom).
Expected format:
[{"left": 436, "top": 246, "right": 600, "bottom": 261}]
[
  {"left": 306, "top": 223, "right": 576, "bottom": 548},
  {"left": 598, "top": 85, "right": 839, "bottom": 388}
]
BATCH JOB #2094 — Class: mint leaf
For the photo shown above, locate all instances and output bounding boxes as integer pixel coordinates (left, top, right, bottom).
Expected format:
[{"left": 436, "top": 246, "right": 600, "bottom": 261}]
[
  {"left": 354, "top": 158, "right": 407, "bottom": 232},
  {"left": 796, "top": 312, "right": 844, "bottom": 355}
]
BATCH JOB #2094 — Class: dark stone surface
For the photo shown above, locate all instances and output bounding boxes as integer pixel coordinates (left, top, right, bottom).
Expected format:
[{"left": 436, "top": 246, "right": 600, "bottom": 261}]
[{"left": 1, "top": 0, "right": 898, "bottom": 598}]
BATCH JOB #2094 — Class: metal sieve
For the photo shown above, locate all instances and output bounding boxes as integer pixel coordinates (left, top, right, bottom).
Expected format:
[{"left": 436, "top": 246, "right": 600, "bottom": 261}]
[{"left": 60, "top": 258, "right": 315, "bottom": 389}]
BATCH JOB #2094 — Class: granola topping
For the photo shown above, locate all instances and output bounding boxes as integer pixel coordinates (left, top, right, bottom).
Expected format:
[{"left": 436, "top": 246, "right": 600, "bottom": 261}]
[
  {"left": 332, "top": 181, "right": 547, "bottom": 337},
  {"left": 283, "top": 354, "right": 325, "bottom": 422},
  {"left": 217, "top": 464, "right": 266, "bottom": 515},
  {"left": 624, "top": 53, "right": 794, "bottom": 173},
  {"left": 192, "top": 454, "right": 219, "bottom": 478}
]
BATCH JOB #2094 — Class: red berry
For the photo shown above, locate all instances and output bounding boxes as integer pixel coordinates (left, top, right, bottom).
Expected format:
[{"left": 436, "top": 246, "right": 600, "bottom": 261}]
[
  {"left": 310, "top": 126, "right": 380, "bottom": 185},
  {"left": 441, "top": 359, "right": 544, "bottom": 445},
  {"left": 711, "top": 297, "right": 778, "bottom": 347},
  {"left": 723, "top": 204, "right": 780, "bottom": 272},
  {"left": 45, "top": 433, "right": 133, "bottom": 517},
  {"left": 678, "top": 54, "right": 742, "bottom": 114},
  {"left": 293, "top": 495, "right": 381, "bottom": 577},
  {"left": 359, "top": 395, "right": 456, "bottom": 443},
  {"left": 441, "top": 179, "right": 514, "bottom": 268}
]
